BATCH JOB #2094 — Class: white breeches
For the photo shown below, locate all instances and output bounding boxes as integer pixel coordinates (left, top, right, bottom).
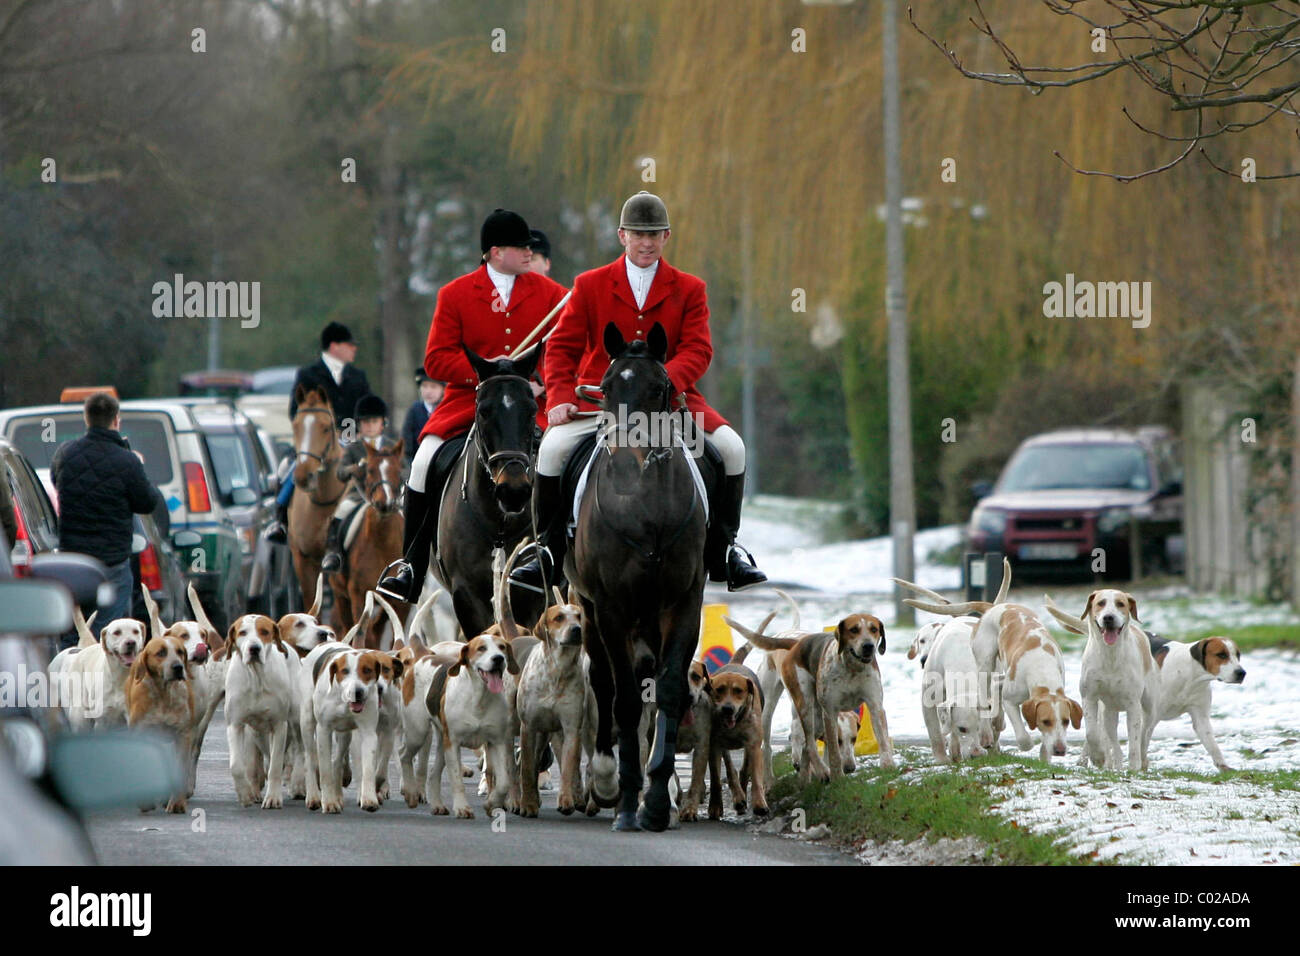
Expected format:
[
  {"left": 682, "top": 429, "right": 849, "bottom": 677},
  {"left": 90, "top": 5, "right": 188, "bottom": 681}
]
[
  {"left": 407, "top": 434, "right": 445, "bottom": 493},
  {"left": 536, "top": 418, "right": 745, "bottom": 477}
]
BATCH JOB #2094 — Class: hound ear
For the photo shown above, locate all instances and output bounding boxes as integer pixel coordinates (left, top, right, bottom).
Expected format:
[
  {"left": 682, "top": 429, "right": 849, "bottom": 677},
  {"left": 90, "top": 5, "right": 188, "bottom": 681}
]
[
  {"left": 390, "top": 655, "right": 405, "bottom": 681},
  {"left": 226, "top": 621, "right": 239, "bottom": 653},
  {"left": 603, "top": 322, "right": 628, "bottom": 360},
  {"left": 449, "top": 643, "right": 470, "bottom": 678},
  {"left": 1082, "top": 591, "right": 1098, "bottom": 621},
  {"left": 907, "top": 640, "right": 918, "bottom": 661},
  {"left": 1190, "top": 638, "right": 1209, "bottom": 667},
  {"left": 746, "top": 678, "right": 756, "bottom": 699},
  {"left": 99, "top": 626, "right": 109, "bottom": 645},
  {"left": 1068, "top": 697, "right": 1084, "bottom": 730},
  {"left": 647, "top": 322, "right": 668, "bottom": 363},
  {"left": 329, "top": 657, "right": 346, "bottom": 685},
  {"left": 504, "top": 641, "right": 520, "bottom": 675},
  {"left": 463, "top": 345, "right": 498, "bottom": 384},
  {"left": 1021, "top": 699, "right": 1038, "bottom": 730},
  {"left": 877, "top": 622, "right": 886, "bottom": 654},
  {"left": 1127, "top": 593, "right": 1140, "bottom": 622}
]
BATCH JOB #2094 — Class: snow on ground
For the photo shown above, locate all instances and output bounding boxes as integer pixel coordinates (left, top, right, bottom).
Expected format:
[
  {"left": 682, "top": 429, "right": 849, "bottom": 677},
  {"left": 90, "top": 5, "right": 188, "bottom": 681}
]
[{"left": 723, "top": 500, "right": 1300, "bottom": 864}]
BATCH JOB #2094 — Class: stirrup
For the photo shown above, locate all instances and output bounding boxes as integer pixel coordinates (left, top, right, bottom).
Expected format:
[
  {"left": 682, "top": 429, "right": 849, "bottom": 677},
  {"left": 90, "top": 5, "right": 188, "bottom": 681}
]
[
  {"left": 725, "top": 544, "right": 767, "bottom": 592},
  {"left": 375, "top": 559, "right": 414, "bottom": 601},
  {"left": 507, "top": 542, "right": 552, "bottom": 596},
  {"left": 321, "top": 551, "right": 343, "bottom": 573},
  {"left": 264, "top": 522, "right": 287, "bottom": 544}
]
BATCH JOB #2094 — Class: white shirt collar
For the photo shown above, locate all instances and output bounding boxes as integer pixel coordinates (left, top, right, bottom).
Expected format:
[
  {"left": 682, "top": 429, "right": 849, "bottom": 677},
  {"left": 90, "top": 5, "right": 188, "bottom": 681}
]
[
  {"left": 321, "top": 351, "right": 345, "bottom": 385},
  {"left": 625, "top": 257, "right": 659, "bottom": 309},
  {"left": 485, "top": 263, "right": 516, "bottom": 307}
]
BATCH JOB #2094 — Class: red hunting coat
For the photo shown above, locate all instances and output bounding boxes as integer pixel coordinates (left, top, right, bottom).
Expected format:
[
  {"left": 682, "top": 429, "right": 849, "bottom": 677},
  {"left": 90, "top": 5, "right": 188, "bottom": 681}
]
[
  {"left": 420, "top": 265, "right": 568, "bottom": 441},
  {"left": 544, "top": 256, "right": 729, "bottom": 432}
]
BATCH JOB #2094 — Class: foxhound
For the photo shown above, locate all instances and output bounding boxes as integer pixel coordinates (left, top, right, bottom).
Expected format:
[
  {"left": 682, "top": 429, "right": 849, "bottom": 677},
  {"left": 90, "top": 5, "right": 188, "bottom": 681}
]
[
  {"left": 1147, "top": 634, "right": 1246, "bottom": 772},
  {"left": 920, "top": 616, "right": 988, "bottom": 763},
  {"left": 225, "top": 614, "right": 296, "bottom": 808},
  {"left": 126, "top": 634, "right": 194, "bottom": 813},
  {"left": 991, "top": 603, "right": 1081, "bottom": 761}
]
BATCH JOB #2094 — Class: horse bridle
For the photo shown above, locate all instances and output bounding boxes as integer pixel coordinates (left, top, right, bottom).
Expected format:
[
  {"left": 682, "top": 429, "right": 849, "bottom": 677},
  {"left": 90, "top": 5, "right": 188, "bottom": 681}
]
[
  {"left": 294, "top": 406, "right": 343, "bottom": 505},
  {"left": 469, "top": 375, "right": 538, "bottom": 486}
]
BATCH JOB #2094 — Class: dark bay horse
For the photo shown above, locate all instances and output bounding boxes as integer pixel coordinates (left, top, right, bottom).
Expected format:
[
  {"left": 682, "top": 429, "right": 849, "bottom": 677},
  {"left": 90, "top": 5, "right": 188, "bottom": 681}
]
[
  {"left": 434, "top": 343, "right": 546, "bottom": 640},
  {"left": 289, "top": 385, "right": 345, "bottom": 614},
  {"left": 329, "top": 439, "right": 407, "bottom": 647},
  {"left": 568, "top": 323, "right": 708, "bottom": 831}
]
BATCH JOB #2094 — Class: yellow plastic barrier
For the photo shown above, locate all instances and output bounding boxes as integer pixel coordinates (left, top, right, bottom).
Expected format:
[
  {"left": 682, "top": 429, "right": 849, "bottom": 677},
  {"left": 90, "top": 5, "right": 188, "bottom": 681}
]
[{"left": 697, "top": 603, "right": 733, "bottom": 674}]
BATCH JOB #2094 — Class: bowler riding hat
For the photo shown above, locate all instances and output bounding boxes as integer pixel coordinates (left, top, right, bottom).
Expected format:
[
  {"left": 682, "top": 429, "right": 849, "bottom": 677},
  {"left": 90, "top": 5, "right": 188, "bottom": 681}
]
[
  {"left": 480, "top": 209, "right": 532, "bottom": 253},
  {"left": 321, "top": 321, "right": 355, "bottom": 350},
  {"left": 619, "top": 191, "right": 670, "bottom": 231},
  {"left": 354, "top": 394, "right": 388, "bottom": 420}
]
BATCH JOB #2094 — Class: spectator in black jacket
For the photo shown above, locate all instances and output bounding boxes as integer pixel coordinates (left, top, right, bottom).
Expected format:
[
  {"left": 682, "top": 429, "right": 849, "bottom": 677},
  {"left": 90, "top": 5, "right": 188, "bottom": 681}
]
[
  {"left": 401, "top": 368, "right": 445, "bottom": 470},
  {"left": 51, "top": 392, "right": 164, "bottom": 629}
]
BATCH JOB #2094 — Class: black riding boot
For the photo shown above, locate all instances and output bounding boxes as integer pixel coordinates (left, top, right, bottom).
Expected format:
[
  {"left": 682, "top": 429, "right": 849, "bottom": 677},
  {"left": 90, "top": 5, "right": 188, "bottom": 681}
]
[
  {"left": 265, "top": 501, "right": 289, "bottom": 544},
  {"left": 708, "top": 472, "right": 767, "bottom": 592},
  {"left": 508, "top": 474, "right": 565, "bottom": 593},
  {"left": 376, "top": 486, "right": 436, "bottom": 603},
  {"left": 320, "top": 517, "right": 344, "bottom": 574}
]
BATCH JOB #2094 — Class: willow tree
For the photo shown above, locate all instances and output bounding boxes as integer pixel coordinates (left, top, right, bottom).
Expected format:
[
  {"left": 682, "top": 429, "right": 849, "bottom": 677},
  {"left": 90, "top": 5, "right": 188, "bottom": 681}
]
[{"left": 389, "top": 0, "right": 1298, "bottom": 527}]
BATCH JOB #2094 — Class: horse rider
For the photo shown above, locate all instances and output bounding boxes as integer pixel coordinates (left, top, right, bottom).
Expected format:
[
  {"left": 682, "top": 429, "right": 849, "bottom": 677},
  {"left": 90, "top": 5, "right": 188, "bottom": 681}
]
[
  {"left": 527, "top": 229, "right": 553, "bottom": 278},
  {"left": 375, "top": 209, "right": 568, "bottom": 603},
  {"left": 320, "top": 394, "right": 398, "bottom": 575},
  {"left": 267, "top": 321, "right": 372, "bottom": 544},
  {"left": 510, "top": 190, "right": 766, "bottom": 592},
  {"left": 402, "top": 368, "right": 445, "bottom": 473}
]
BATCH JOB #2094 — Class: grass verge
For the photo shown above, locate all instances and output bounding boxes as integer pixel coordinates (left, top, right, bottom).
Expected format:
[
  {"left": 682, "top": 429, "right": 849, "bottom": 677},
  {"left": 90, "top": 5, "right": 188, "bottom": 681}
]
[
  {"left": 767, "top": 751, "right": 1096, "bottom": 865},
  {"left": 1175, "top": 624, "right": 1300, "bottom": 653}
]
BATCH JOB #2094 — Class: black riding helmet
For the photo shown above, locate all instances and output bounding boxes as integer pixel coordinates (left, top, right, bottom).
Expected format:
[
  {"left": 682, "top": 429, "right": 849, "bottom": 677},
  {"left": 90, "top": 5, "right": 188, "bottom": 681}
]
[{"left": 354, "top": 394, "right": 388, "bottom": 421}]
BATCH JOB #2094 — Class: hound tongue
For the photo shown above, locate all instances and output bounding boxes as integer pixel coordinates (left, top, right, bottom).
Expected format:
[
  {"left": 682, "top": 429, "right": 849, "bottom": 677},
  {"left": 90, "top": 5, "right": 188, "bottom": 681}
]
[
  {"left": 682, "top": 708, "right": 695, "bottom": 727},
  {"left": 484, "top": 671, "right": 504, "bottom": 694},
  {"left": 349, "top": 701, "right": 364, "bottom": 713},
  {"left": 723, "top": 715, "right": 737, "bottom": 729},
  {"left": 1103, "top": 627, "right": 1120, "bottom": 646}
]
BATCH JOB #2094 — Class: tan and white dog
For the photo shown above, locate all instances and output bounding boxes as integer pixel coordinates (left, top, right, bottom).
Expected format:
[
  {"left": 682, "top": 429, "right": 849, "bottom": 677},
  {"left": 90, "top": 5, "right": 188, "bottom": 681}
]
[
  {"left": 126, "top": 634, "right": 194, "bottom": 813},
  {"left": 426, "top": 632, "right": 520, "bottom": 818},
  {"left": 1147, "top": 634, "right": 1246, "bottom": 772},
  {"left": 299, "top": 639, "right": 400, "bottom": 812},
  {"left": 1046, "top": 590, "right": 1160, "bottom": 772},
  {"left": 990, "top": 603, "right": 1082, "bottom": 761},
  {"left": 225, "top": 613, "right": 297, "bottom": 808},
  {"left": 502, "top": 574, "right": 589, "bottom": 819},
  {"left": 726, "top": 611, "right": 894, "bottom": 780}
]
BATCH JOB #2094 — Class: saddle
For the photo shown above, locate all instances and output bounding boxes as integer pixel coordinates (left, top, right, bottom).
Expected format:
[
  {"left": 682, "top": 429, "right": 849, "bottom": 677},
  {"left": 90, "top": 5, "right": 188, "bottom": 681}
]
[{"left": 558, "top": 428, "right": 722, "bottom": 542}]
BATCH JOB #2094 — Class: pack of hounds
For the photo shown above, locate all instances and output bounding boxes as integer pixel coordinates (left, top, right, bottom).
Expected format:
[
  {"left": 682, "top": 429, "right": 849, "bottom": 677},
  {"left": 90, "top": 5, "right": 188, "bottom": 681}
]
[{"left": 45, "top": 552, "right": 1246, "bottom": 819}]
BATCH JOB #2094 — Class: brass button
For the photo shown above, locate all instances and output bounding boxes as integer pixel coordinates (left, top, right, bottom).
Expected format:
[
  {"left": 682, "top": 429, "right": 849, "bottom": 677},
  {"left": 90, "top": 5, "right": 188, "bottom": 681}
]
[
  {"left": 505, "top": 328, "right": 511, "bottom": 334},
  {"left": 638, "top": 314, "right": 643, "bottom": 319},
  {"left": 506, "top": 312, "right": 511, "bottom": 318},
  {"left": 504, "top": 345, "right": 513, "bottom": 352}
]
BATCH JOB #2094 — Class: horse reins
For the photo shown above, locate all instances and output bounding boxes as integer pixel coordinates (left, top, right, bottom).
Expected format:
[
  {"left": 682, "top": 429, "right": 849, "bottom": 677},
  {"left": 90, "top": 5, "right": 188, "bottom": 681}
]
[{"left": 294, "top": 406, "right": 344, "bottom": 506}]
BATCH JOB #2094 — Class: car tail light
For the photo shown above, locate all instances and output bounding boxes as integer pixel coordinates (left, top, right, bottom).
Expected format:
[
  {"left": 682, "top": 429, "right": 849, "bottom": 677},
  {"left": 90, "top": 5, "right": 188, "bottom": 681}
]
[
  {"left": 10, "top": 506, "right": 32, "bottom": 577},
  {"left": 139, "top": 542, "right": 163, "bottom": 591},
  {"left": 184, "top": 462, "right": 211, "bottom": 513}
]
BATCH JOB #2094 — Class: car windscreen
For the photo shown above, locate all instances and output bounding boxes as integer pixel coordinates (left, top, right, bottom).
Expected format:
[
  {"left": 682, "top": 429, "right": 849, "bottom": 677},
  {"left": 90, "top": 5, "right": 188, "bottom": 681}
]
[
  {"left": 999, "top": 443, "right": 1151, "bottom": 493},
  {"left": 9, "top": 415, "right": 174, "bottom": 486},
  {"left": 202, "top": 430, "right": 257, "bottom": 504}
]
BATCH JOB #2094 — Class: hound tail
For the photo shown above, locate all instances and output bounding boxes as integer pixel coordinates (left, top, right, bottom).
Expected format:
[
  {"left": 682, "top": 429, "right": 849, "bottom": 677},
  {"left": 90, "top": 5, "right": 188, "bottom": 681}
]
[
  {"left": 372, "top": 591, "right": 407, "bottom": 649},
  {"left": 903, "top": 598, "right": 993, "bottom": 616},
  {"left": 771, "top": 588, "right": 801, "bottom": 630},
  {"left": 73, "top": 606, "right": 97, "bottom": 648},
  {"left": 723, "top": 611, "right": 795, "bottom": 651},
  {"left": 1042, "top": 595, "right": 1086, "bottom": 635}
]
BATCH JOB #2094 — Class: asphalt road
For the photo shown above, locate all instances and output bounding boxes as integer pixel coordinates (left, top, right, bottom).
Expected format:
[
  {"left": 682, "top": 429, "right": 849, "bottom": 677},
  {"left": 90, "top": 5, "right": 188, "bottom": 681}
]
[{"left": 84, "top": 708, "right": 853, "bottom": 866}]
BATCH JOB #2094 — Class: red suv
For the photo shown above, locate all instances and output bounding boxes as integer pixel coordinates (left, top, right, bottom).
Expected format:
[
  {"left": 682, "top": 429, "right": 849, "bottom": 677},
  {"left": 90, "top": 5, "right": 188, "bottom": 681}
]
[{"left": 967, "top": 427, "right": 1183, "bottom": 579}]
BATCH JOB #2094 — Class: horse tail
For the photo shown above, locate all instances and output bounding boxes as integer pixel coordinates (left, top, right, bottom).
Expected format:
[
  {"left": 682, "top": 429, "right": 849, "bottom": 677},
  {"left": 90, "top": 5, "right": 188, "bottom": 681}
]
[{"left": 723, "top": 611, "right": 797, "bottom": 651}]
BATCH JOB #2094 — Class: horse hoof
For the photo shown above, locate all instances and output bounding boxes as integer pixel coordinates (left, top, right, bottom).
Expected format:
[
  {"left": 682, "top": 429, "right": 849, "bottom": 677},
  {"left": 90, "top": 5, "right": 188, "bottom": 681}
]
[
  {"left": 637, "top": 806, "right": 669, "bottom": 832},
  {"left": 612, "top": 811, "right": 641, "bottom": 832}
]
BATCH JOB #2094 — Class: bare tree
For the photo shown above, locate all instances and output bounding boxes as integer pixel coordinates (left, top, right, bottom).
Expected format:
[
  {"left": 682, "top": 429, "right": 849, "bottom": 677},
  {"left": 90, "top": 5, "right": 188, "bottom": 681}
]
[{"left": 911, "top": 0, "right": 1300, "bottom": 181}]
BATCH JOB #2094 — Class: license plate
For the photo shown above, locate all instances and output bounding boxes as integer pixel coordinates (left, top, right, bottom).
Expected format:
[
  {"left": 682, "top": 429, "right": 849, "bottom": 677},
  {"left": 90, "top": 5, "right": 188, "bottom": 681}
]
[{"left": 1020, "top": 543, "right": 1077, "bottom": 561}]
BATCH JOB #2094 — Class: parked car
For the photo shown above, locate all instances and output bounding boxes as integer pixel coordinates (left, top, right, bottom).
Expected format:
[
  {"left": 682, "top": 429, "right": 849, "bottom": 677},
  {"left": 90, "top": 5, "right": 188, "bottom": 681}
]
[
  {"left": 0, "top": 399, "right": 247, "bottom": 632},
  {"left": 967, "top": 427, "right": 1184, "bottom": 579},
  {"left": 180, "top": 399, "right": 298, "bottom": 618}
]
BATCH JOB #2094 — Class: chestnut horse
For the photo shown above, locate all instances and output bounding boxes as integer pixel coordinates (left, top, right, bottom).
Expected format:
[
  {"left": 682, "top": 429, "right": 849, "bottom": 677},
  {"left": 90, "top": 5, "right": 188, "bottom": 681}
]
[
  {"left": 567, "top": 323, "right": 708, "bottom": 831},
  {"left": 288, "top": 385, "right": 345, "bottom": 614},
  {"left": 328, "top": 439, "right": 407, "bottom": 648}
]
